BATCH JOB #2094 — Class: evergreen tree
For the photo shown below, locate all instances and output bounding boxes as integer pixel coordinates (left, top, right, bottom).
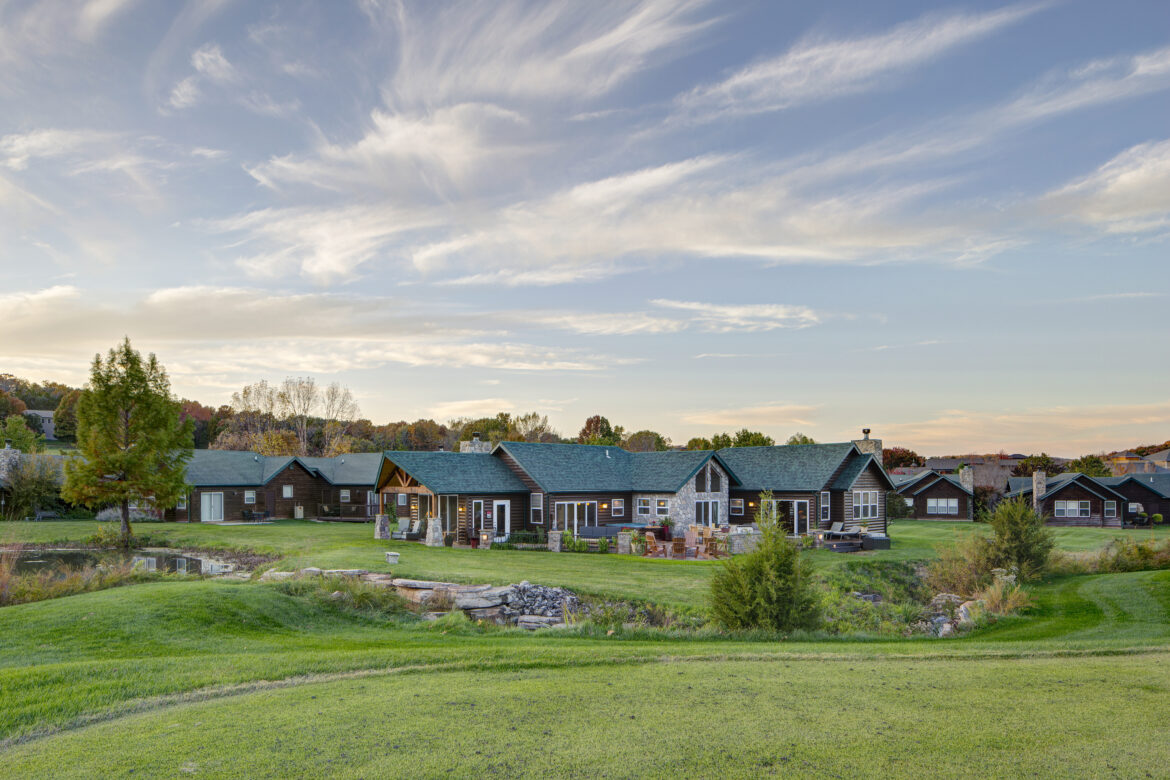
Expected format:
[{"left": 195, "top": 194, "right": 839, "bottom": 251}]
[
  {"left": 63, "top": 339, "right": 193, "bottom": 545},
  {"left": 2, "top": 415, "right": 43, "bottom": 453}
]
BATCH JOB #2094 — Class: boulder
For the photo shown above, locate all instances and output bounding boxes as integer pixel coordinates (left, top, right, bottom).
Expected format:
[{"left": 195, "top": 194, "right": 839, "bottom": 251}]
[
  {"left": 454, "top": 586, "right": 515, "bottom": 610},
  {"left": 299, "top": 567, "right": 324, "bottom": 577},
  {"left": 323, "top": 569, "right": 367, "bottom": 577},
  {"left": 258, "top": 569, "right": 296, "bottom": 582},
  {"left": 467, "top": 606, "right": 505, "bottom": 623},
  {"left": 396, "top": 587, "right": 437, "bottom": 604},
  {"left": 958, "top": 600, "right": 984, "bottom": 625},
  {"left": 517, "top": 614, "right": 561, "bottom": 630},
  {"left": 392, "top": 578, "right": 458, "bottom": 589}
]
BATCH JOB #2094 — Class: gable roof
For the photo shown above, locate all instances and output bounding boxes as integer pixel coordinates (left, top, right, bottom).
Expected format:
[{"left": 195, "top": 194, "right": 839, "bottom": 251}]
[
  {"left": 895, "top": 470, "right": 973, "bottom": 496},
  {"left": 1144, "top": 449, "right": 1170, "bottom": 462},
  {"left": 299, "top": 453, "right": 382, "bottom": 485},
  {"left": 1103, "top": 474, "right": 1170, "bottom": 499},
  {"left": 1006, "top": 472, "right": 1127, "bottom": 502},
  {"left": 380, "top": 451, "right": 528, "bottom": 494},
  {"left": 830, "top": 452, "right": 896, "bottom": 491},
  {"left": 715, "top": 443, "right": 862, "bottom": 492},
  {"left": 631, "top": 449, "right": 741, "bottom": 493}
]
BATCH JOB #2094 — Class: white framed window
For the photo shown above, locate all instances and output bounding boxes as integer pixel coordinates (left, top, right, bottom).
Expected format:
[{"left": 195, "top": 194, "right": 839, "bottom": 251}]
[
  {"left": 852, "top": 490, "right": 878, "bottom": 520},
  {"left": 531, "top": 492, "right": 544, "bottom": 525},
  {"left": 177, "top": 495, "right": 187, "bottom": 510},
  {"left": 244, "top": 490, "right": 256, "bottom": 505},
  {"left": 1105, "top": 501, "right": 1117, "bottom": 518},
  {"left": 1079, "top": 500, "right": 1091, "bottom": 518},
  {"left": 927, "top": 498, "right": 958, "bottom": 515},
  {"left": 730, "top": 498, "right": 744, "bottom": 516},
  {"left": 1128, "top": 502, "right": 1142, "bottom": 514},
  {"left": 637, "top": 498, "right": 651, "bottom": 516},
  {"left": 282, "top": 485, "right": 293, "bottom": 499},
  {"left": 612, "top": 498, "right": 624, "bottom": 517},
  {"left": 397, "top": 493, "right": 408, "bottom": 506},
  {"left": 340, "top": 489, "right": 351, "bottom": 503},
  {"left": 656, "top": 499, "right": 669, "bottom": 516},
  {"left": 1054, "top": 500, "right": 1067, "bottom": 517},
  {"left": 820, "top": 491, "right": 830, "bottom": 522}
]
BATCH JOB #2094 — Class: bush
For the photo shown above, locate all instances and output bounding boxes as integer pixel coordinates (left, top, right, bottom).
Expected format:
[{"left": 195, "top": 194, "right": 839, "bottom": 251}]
[
  {"left": 974, "top": 579, "right": 1032, "bottom": 616},
  {"left": 272, "top": 575, "right": 411, "bottom": 619},
  {"left": 1153, "top": 514, "right": 1164, "bottom": 526},
  {"left": 924, "top": 532, "right": 998, "bottom": 597},
  {"left": 95, "top": 507, "right": 156, "bottom": 523},
  {"left": 1096, "top": 537, "right": 1170, "bottom": 573},
  {"left": 709, "top": 491, "right": 820, "bottom": 632},
  {"left": 987, "top": 497, "right": 1055, "bottom": 581},
  {"left": 87, "top": 523, "right": 137, "bottom": 549}
]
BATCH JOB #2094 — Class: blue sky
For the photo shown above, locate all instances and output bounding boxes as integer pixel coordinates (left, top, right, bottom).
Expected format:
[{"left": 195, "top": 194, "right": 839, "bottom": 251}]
[{"left": 1, "top": 0, "right": 1168, "bottom": 455}]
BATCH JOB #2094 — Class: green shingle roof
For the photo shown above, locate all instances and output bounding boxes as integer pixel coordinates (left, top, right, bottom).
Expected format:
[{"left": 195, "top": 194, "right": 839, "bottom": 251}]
[
  {"left": 495, "top": 442, "right": 741, "bottom": 493},
  {"left": 1006, "top": 473, "right": 1126, "bottom": 501},
  {"left": 381, "top": 451, "right": 528, "bottom": 494},
  {"left": 716, "top": 443, "right": 858, "bottom": 492},
  {"left": 1105, "top": 474, "right": 1170, "bottom": 498},
  {"left": 299, "top": 453, "right": 382, "bottom": 485}
]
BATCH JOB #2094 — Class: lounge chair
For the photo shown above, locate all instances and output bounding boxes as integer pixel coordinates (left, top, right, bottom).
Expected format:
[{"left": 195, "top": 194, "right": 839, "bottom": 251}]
[
  {"left": 643, "top": 533, "right": 665, "bottom": 558},
  {"left": 392, "top": 519, "right": 423, "bottom": 541},
  {"left": 671, "top": 538, "right": 689, "bottom": 560},
  {"left": 827, "top": 522, "right": 862, "bottom": 539}
]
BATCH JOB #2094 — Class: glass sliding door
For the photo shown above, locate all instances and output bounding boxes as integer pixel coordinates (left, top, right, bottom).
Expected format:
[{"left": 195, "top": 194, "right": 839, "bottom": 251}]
[{"left": 553, "top": 501, "right": 598, "bottom": 534}]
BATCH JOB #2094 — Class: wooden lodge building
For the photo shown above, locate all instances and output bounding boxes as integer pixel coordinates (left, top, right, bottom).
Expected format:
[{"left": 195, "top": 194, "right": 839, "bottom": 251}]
[
  {"left": 165, "top": 450, "right": 382, "bottom": 522},
  {"left": 374, "top": 434, "right": 895, "bottom": 544},
  {"left": 892, "top": 469, "right": 975, "bottom": 521},
  {"left": 1005, "top": 472, "right": 1131, "bottom": 527}
]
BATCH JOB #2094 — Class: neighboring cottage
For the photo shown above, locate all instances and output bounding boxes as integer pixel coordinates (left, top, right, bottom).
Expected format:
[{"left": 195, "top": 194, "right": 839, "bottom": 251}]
[
  {"left": 1099, "top": 474, "right": 1170, "bottom": 523},
  {"left": 25, "top": 410, "right": 56, "bottom": 440},
  {"left": 164, "top": 450, "right": 381, "bottom": 522},
  {"left": 1006, "top": 472, "right": 1129, "bottom": 527},
  {"left": 892, "top": 468, "right": 975, "bottom": 521},
  {"left": 373, "top": 431, "right": 894, "bottom": 543}
]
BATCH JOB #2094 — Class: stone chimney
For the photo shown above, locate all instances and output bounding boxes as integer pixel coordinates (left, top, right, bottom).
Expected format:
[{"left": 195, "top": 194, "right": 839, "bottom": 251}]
[
  {"left": 959, "top": 466, "right": 975, "bottom": 494},
  {"left": 851, "top": 428, "right": 883, "bottom": 460},
  {"left": 459, "top": 431, "right": 492, "bottom": 454},
  {"left": 1031, "top": 470, "right": 1046, "bottom": 509}
]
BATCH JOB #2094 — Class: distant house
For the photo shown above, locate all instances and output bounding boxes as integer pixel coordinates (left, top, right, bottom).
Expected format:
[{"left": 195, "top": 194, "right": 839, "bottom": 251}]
[
  {"left": 1005, "top": 472, "right": 1129, "bottom": 527},
  {"left": 1100, "top": 474, "right": 1170, "bottom": 523},
  {"left": 1144, "top": 449, "right": 1170, "bottom": 471},
  {"left": 165, "top": 450, "right": 381, "bottom": 522},
  {"left": 25, "top": 410, "right": 56, "bottom": 440},
  {"left": 892, "top": 469, "right": 975, "bottom": 521},
  {"left": 372, "top": 433, "right": 895, "bottom": 543}
]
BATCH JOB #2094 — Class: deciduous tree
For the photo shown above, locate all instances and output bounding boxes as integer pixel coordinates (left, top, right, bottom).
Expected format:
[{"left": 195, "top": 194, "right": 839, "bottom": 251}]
[
  {"left": 623, "top": 430, "right": 670, "bottom": 452},
  {"left": 883, "top": 446, "right": 924, "bottom": 469},
  {"left": 1010, "top": 453, "right": 1066, "bottom": 477},
  {"left": 577, "top": 415, "right": 623, "bottom": 446},
  {"left": 2, "top": 415, "right": 42, "bottom": 453},
  {"left": 54, "top": 390, "right": 81, "bottom": 442},
  {"left": 62, "top": 339, "right": 194, "bottom": 545},
  {"left": 3, "top": 454, "right": 61, "bottom": 520},
  {"left": 1065, "top": 454, "right": 1111, "bottom": 478},
  {"left": 732, "top": 429, "right": 774, "bottom": 447},
  {"left": 785, "top": 432, "right": 816, "bottom": 446}
]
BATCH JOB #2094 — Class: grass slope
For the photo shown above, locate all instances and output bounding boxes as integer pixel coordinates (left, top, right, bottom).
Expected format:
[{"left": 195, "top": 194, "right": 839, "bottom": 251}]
[{"left": 2, "top": 654, "right": 1168, "bottom": 778}]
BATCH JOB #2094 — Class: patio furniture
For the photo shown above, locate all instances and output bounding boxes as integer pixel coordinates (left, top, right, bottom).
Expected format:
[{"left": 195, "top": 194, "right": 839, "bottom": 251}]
[
  {"left": 826, "top": 522, "right": 862, "bottom": 540},
  {"left": 701, "top": 537, "right": 726, "bottom": 559},
  {"left": 862, "top": 534, "right": 891, "bottom": 550},
  {"left": 392, "top": 519, "right": 423, "bottom": 541},
  {"left": 643, "top": 533, "right": 665, "bottom": 558},
  {"left": 671, "top": 538, "right": 691, "bottom": 560}
]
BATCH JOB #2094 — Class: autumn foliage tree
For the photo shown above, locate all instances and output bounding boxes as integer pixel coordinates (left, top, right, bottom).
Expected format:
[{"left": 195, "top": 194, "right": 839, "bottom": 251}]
[
  {"left": 883, "top": 447, "right": 925, "bottom": 469},
  {"left": 63, "top": 339, "right": 194, "bottom": 545},
  {"left": 578, "top": 415, "right": 623, "bottom": 446}
]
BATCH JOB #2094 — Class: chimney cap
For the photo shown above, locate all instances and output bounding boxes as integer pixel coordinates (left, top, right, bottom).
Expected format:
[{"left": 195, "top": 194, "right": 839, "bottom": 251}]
[
  {"left": 472, "top": 432, "right": 481, "bottom": 441},
  {"left": 862, "top": 428, "right": 871, "bottom": 439}
]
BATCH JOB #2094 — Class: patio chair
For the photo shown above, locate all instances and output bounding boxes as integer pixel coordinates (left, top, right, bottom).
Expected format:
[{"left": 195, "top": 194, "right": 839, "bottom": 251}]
[
  {"left": 671, "top": 538, "right": 688, "bottom": 560},
  {"left": 702, "top": 537, "right": 725, "bottom": 559},
  {"left": 643, "top": 533, "right": 665, "bottom": 558}
]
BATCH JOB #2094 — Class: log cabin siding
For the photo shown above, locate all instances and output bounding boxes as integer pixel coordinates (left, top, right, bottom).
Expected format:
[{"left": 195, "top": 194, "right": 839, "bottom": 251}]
[
  {"left": 728, "top": 489, "right": 824, "bottom": 532},
  {"left": 1039, "top": 483, "right": 1122, "bottom": 527},
  {"left": 1109, "top": 481, "right": 1170, "bottom": 523},
  {"left": 844, "top": 465, "right": 888, "bottom": 534},
  {"left": 905, "top": 479, "right": 972, "bottom": 521},
  {"left": 548, "top": 492, "right": 635, "bottom": 530}
]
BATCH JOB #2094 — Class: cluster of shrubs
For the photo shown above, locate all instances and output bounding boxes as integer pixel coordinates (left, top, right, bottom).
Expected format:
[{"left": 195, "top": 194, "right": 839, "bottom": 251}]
[{"left": 0, "top": 546, "right": 173, "bottom": 607}]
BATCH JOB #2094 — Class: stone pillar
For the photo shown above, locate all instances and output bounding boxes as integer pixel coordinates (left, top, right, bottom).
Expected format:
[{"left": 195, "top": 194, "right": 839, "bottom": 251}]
[
  {"left": 424, "top": 517, "right": 445, "bottom": 547},
  {"left": 374, "top": 514, "right": 391, "bottom": 540},
  {"left": 616, "top": 531, "right": 632, "bottom": 555},
  {"left": 1031, "top": 471, "right": 1046, "bottom": 511},
  {"left": 548, "top": 530, "right": 563, "bottom": 552},
  {"left": 959, "top": 468, "right": 975, "bottom": 520}
]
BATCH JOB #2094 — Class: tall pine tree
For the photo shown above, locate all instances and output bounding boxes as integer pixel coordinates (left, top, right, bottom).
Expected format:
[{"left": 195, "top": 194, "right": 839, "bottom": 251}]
[{"left": 63, "top": 339, "right": 193, "bottom": 544}]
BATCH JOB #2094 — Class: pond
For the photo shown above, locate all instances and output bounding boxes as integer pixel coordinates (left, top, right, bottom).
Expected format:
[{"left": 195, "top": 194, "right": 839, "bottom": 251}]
[{"left": 8, "top": 549, "right": 240, "bottom": 576}]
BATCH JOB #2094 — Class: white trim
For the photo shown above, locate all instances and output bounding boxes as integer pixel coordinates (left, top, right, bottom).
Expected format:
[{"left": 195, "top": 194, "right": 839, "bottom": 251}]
[
  {"left": 472, "top": 499, "right": 485, "bottom": 532},
  {"left": 282, "top": 484, "right": 293, "bottom": 499},
  {"left": 730, "top": 498, "right": 744, "bottom": 516},
  {"left": 200, "top": 491, "right": 224, "bottom": 522},
  {"left": 553, "top": 500, "right": 597, "bottom": 534},
  {"left": 655, "top": 499, "right": 669, "bottom": 516},
  {"left": 611, "top": 498, "right": 624, "bottom": 517},
  {"left": 852, "top": 490, "right": 878, "bottom": 520},
  {"left": 820, "top": 491, "right": 830, "bottom": 522},
  {"left": 340, "top": 489, "right": 351, "bottom": 503},
  {"left": 397, "top": 493, "right": 408, "bottom": 506},
  {"left": 636, "top": 498, "right": 651, "bottom": 516},
  {"left": 1105, "top": 500, "right": 1116, "bottom": 518},
  {"left": 244, "top": 490, "right": 256, "bottom": 505},
  {"left": 493, "top": 499, "right": 510, "bottom": 540}
]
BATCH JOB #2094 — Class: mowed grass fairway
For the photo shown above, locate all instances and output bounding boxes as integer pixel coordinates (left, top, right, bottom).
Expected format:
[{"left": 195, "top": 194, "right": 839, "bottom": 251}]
[{"left": 2, "top": 520, "right": 1169, "bottom": 777}]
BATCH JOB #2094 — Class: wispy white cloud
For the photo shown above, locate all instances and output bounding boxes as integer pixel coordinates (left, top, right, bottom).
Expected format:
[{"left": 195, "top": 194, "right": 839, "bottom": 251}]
[
  {"left": 0, "top": 129, "right": 115, "bottom": 170},
  {"left": 681, "top": 402, "right": 818, "bottom": 428},
  {"left": 381, "top": 0, "right": 717, "bottom": 105},
  {"left": 651, "top": 299, "right": 820, "bottom": 331},
  {"left": 676, "top": 3, "right": 1043, "bottom": 119},
  {"left": 191, "top": 42, "right": 237, "bottom": 83},
  {"left": 430, "top": 398, "right": 516, "bottom": 419},
  {"left": 1041, "top": 137, "right": 1170, "bottom": 234}
]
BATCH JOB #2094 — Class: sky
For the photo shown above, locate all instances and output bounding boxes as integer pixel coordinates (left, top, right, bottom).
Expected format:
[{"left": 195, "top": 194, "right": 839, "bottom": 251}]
[{"left": 1, "top": 0, "right": 1168, "bottom": 456}]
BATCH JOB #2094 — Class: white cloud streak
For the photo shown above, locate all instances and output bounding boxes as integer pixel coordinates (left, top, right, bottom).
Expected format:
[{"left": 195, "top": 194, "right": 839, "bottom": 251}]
[
  {"left": 677, "top": 3, "right": 1043, "bottom": 119},
  {"left": 1041, "top": 137, "right": 1170, "bottom": 234}
]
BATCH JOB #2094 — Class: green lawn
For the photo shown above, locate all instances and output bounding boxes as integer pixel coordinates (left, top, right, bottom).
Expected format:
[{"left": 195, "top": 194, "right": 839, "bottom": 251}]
[
  {"left": 6, "top": 518, "right": 1167, "bottom": 610},
  {"left": 2, "top": 519, "right": 1169, "bottom": 777}
]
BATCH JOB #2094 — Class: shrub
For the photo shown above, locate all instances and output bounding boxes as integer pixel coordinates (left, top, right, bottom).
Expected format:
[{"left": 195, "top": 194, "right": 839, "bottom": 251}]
[
  {"left": 1097, "top": 537, "right": 1170, "bottom": 573},
  {"left": 1153, "top": 514, "right": 1164, "bottom": 526},
  {"left": 272, "top": 575, "right": 410, "bottom": 619},
  {"left": 88, "top": 523, "right": 136, "bottom": 549},
  {"left": 974, "top": 579, "right": 1032, "bottom": 615},
  {"left": 924, "top": 532, "right": 997, "bottom": 597},
  {"left": 987, "top": 497, "right": 1054, "bottom": 581},
  {"left": 95, "top": 506, "right": 156, "bottom": 523},
  {"left": 597, "top": 537, "right": 610, "bottom": 554},
  {"left": 886, "top": 491, "right": 911, "bottom": 520},
  {"left": 709, "top": 491, "right": 820, "bottom": 632}
]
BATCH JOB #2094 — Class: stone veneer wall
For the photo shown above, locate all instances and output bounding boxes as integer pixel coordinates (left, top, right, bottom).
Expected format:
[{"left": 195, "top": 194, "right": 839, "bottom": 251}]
[{"left": 632, "top": 459, "right": 731, "bottom": 528}]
